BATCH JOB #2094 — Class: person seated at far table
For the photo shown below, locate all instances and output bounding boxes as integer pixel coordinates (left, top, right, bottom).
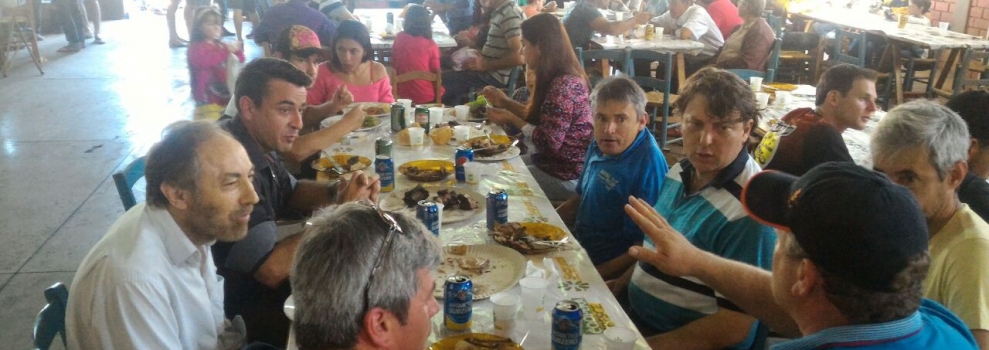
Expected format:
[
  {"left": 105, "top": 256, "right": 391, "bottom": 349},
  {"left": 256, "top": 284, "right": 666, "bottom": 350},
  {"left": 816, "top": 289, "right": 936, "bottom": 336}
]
[
  {"left": 714, "top": 0, "right": 774, "bottom": 71},
  {"left": 441, "top": 0, "right": 524, "bottom": 105},
  {"left": 562, "top": 0, "right": 652, "bottom": 50},
  {"left": 216, "top": 57, "right": 381, "bottom": 346},
  {"left": 66, "top": 121, "right": 263, "bottom": 349},
  {"left": 315, "top": 0, "right": 358, "bottom": 27},
  {"left": 697, "top": 0, "right": 741, "bottom": 41},
  {"left": 251, "top": 0, "right": 338, "bottom": 49},
  {"left": 624, "top": 161, "right": 979, "bottom": 350},
  {"left": 521, "top": 0, "right": 558, "bottom": 18},
  {"left": 613, "top": 67, "right": 776, "bottom": 350},
  {"left": 872, "top": 100, "right": 989, "bottom": 350},
  {"left": 291, "top": 202, "right": 442, "bottom": 350},
  {"left": 948, "top": 90, "right": 989, "bottom": 222},
  {"left": 425, "top": 0, "right": 475, "bottom": 36},
  {"left": 556, "top": 76, "right": 668, "bottom": 281},
  {"left": 393, "top": 5, "right": 446, "bottom": 104},
  {"left": 481, "top": 13, "right": 593, "bottom": 203},
  {"left": 308, "top": 20, "right": 395, "bottom": 105},
  {"left": 650, "top": 0, "right": 725, "bottom": 75},
  {"left": 221, "top": 26, "right": 365, "bottom": 168},
  {"left": 753, "top": 64, "right": 878, "bottom": 175}
]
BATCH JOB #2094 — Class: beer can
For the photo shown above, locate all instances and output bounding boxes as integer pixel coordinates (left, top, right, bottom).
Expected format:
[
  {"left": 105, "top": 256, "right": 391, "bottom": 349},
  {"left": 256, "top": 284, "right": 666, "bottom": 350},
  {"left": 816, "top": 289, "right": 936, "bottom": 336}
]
[
  {"left": 644, "top": 24, "right": 655, "bottom": 41},
  {"left": 444, "top": 275, "right": 473, "bottom": 331},
  {"left": 486, "top": 190, "right": 508, "bottom": 231},
  {"left": 390, "top": 103, "right": 406, "bottom": 132},
  {"left": 375, "top": 137, "right": 393, "bottom": 157},
  {"left": 416, "top": 200, "right": 440, "bottom": 236},
  {"left": 454, "top": 147, "right": 474, "bottom": 183},
  {"left": 414, "top": 107, "right": 431, "bottom": 133},
  {"left": 374, "top": 155, "right": 394, "bottom": 193},
  {"left": 551, "top": 300, "right": 583, "bottom": 350}
]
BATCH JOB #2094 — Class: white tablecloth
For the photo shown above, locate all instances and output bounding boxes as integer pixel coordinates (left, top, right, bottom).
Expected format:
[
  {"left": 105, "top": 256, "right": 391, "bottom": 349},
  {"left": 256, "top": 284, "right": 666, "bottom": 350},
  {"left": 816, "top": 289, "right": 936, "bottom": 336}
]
[
  {"left": 594, "top": 34, "right": 705, "bottom": 55},
  {"left": 353, "top": 8, "right": 459, "bottom": 49},
  {"left": 286, "top": 112, "right": 651, "bottom": 349},
  {"left": 797, "top": 9, "right": 989, "bottom": 50}
]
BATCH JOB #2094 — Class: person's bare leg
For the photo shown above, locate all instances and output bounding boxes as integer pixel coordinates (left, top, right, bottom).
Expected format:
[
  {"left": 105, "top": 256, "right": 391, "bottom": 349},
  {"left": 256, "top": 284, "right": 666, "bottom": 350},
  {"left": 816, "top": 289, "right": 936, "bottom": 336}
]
[
  {"left": 167, "top": 0, "right": 184, "bottom": 46},
  {"left": 184, "top": 4, "right": 195, "bottom": 39},
  {"left": 233, "top": 8, "right": 243, "bottom": 40},
  {"left": 85, "top": 0, "right": 103, "bottom": 43},
  {"left": 78, "top": 2, "right": 92, "bottom": 36}
]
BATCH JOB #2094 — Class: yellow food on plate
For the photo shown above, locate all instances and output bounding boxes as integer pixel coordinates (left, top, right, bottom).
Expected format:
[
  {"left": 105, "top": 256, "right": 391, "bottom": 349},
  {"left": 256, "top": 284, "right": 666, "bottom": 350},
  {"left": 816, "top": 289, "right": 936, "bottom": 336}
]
[{"left": 429, "top": 126, "right": 454, "bottom": 144}]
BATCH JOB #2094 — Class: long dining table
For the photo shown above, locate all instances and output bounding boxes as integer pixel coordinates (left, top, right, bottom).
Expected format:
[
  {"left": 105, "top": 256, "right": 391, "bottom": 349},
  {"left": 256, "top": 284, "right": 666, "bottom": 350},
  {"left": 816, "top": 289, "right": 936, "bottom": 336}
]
[
  {"left": 592, "top": 34, "right": 705, "bottom": 86},
  {"left": 287, "top": 110, "right": 652, "bottom": 349},
  {"left": 352, "top": 8, "right": 459, "bottom": 62},
  {"left": 791, "top": 7, "right": 989, "bottom": 104}
]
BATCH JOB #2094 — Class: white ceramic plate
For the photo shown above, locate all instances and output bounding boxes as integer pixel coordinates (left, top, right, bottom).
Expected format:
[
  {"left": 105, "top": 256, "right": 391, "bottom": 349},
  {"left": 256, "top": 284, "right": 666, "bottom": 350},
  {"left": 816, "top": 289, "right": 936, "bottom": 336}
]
[
  {"left": 380, "top": 185, "right": 485, "bottom": 224},
  {"left": 433, "top": 244, "right": 527, "bottom": 300},
  {"left": 474, "top": 146, "right": 521, "bottom": 161}
]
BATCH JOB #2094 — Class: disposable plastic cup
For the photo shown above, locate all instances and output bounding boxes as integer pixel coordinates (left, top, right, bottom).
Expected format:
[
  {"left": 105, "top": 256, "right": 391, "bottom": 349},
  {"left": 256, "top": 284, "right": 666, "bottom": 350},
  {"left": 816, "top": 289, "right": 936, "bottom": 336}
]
[
  {"left": 755, "top": 92, "right": 771, "bottom": 109},
  {"left": 455, "top": 105, "right": 471, "bottom": 121},
  {"left": 465, "top": 162, "right": 483, "bottom": 184},
  {"left": 519, "top": 277, "right": 548, "bottom": 320},
  {"left": 490, "top": 292, "right": 521, "bottom": 338},
  {"left": 429, "top": 107, "right": 444, "bottom": 125},
  {"left": 749, "top": 76, "right": 763, "bottom": 91},
  {"left": 397, "top": 98, "right": 413, "bottom": 109},
  {"left": 615, "top": 11, "right": 624, "bottom": 21},
  {"left": 408, "top": 127, "right": 425, "bottom": 146},
  {"left": 774, "top": 91, "right": 792, "bottom": 106},
  {"left": 454, "top": 125, "right": 472, "bottom": 142},
  {"left": 604, "top": 326, "right": 637, "bottom": 350},
  {"left": 939, "top": 22, "right": 949, "bottom": 35}
]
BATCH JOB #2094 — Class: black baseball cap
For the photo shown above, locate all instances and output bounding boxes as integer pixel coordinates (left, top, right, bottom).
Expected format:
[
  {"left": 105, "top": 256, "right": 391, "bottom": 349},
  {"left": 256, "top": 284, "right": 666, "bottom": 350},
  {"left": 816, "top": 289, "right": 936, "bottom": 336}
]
[{"left": 741, "top": 162, "right": 929, "bottom": 292}]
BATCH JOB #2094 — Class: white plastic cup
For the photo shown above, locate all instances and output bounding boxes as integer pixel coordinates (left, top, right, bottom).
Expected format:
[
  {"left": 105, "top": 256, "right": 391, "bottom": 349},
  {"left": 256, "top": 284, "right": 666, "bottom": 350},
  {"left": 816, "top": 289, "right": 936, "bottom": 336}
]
[
  {"left": 465, "top": 162, "right": 483, "bottom": 184},
  {"left": 605, "top": 35, "right": 614, "bottom": 44},
  {"left": 755, "top": 92, "right": 771, "bottom": 109},
  {"left": 604, "top": 326, "right": 637, "bottom": 350},
  {"left": 455, "top": 105, "right": 471, "bottom": 121},
  {"left": 774, "top": 91, "right": 792, "bottom": 107},
  {"left": 518, "top": 277, "right": 548, "bottom": 320},
  {"left": 429, "top": 107, "right": 444, "bottom": 125},
  {"left": 939, "top": 22, "right": 949, "bottom": 35},
  {"left": 490, "top": 292, "right": 521, "bottom": 338},
  {"left": 454, "top": 125, "right": 472, "bottom": 142},
  {"left": 615, "top": 11, "right": 624, "bottom": 21},
  {"left": 408, "top": 127, "right": 425, "bottom": 146},
  {"left": 397, "top": 98, "right": 413, "bottom": 109},
  {"left": 749, "top": 76, "right": 764, "bottom": 91},
  {"left": 655, "top": 28, "right": 665, "bottom": 41}
]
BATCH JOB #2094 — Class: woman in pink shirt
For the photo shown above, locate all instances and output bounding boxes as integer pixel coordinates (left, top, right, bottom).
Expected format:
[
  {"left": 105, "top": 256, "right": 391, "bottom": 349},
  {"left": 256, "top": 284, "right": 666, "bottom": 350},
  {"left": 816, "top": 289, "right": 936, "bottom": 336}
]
[
  {"left": 392, "top": 5, "right": 445, "bottom": 104},
  {"left": 307, "top": 20, "right": 395, "bottom": 105}
]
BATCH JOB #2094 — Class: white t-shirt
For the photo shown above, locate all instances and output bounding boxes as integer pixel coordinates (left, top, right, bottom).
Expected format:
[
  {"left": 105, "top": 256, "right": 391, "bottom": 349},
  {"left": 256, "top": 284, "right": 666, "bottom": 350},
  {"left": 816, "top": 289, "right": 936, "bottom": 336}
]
[{"left": 651, "top": 4, "right": 725, "bottom": 57}]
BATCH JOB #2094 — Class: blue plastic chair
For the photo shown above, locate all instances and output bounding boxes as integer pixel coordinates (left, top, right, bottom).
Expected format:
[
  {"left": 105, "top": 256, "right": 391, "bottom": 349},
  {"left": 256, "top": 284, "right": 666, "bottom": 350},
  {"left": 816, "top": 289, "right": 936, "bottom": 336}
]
[
  {"left": 33, "top": 282, "right": 68, "bottom": 350},
  {"left": 578, "top": 47, "right": 632, "bottom": 87},
  {"left": 112, "top": 156, "right": 146, "bottom": 211},
  {"left": 627, "top": 50, "right": 677, "bottom": 147}
]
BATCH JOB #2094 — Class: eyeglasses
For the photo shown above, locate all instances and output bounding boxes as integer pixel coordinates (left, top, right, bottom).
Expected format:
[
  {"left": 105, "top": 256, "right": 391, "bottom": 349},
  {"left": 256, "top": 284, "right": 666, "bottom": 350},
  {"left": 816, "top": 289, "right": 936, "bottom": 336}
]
[{"left": 359, "top": 201, "right": 404, "bottom": 316}]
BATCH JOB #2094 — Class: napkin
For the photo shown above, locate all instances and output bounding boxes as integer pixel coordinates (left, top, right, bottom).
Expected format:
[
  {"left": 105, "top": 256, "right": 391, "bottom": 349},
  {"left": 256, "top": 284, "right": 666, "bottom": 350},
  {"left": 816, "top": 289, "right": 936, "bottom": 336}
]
[{"left": 524, "top": 257, "right": 560, "bottom": 282}]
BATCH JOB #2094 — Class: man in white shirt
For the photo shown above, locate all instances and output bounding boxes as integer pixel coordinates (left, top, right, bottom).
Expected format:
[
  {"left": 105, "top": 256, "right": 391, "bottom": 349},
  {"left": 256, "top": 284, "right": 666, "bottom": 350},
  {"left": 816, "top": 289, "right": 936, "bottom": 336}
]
[
  {"left": 66, "top": 121, "right": 261, "bottom": 350},
  {"left": 650, "top": 0, "right": 725, "bottom": 74}
]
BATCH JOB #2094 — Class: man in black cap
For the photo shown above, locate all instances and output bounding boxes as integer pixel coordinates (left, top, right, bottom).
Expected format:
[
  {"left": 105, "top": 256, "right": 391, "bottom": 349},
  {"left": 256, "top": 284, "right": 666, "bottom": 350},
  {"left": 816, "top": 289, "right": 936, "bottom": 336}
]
[{"left": 624, "top": 162, "right": 978, "bottom": 349}]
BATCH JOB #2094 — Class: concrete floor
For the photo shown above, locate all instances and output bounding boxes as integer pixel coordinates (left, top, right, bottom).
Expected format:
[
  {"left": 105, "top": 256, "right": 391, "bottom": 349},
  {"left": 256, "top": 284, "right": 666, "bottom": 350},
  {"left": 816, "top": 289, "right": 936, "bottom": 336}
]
[{"left": 0, "top": 10, "right": 263, "bottom": 349}]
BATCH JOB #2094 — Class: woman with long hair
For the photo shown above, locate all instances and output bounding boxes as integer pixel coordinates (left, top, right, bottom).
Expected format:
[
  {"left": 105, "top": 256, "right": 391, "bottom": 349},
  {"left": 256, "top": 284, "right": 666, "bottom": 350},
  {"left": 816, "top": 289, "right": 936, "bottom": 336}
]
[
  {"left": 307, "top": 20, "right": 394, "bottom": 104},
  {"left": 482, "top": 13, "right": 593, "bottom": 202},
  {"left": 393, "top": 5, "right": 445, "bottom": 104}
]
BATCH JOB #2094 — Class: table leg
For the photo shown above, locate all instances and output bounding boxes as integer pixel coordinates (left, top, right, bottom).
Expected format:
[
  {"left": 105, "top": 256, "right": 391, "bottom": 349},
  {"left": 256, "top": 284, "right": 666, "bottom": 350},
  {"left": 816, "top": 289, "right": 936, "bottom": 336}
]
[
  {"left": 889, "top": 42, "right": 904, "bottom": 107},
  {"left": 936, "top": 48, "right": 961, "bottom": 90},
  {"left": 599, "top": 58, "right": 611, "bottom": 77},
  {"left": 676, "top": 53, "right": 686, "bottom": 88}
]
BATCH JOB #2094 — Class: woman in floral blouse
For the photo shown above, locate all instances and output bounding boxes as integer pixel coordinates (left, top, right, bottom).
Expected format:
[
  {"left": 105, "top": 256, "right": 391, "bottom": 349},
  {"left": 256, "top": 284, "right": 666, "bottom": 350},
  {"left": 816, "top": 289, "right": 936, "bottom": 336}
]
[{"left": 482, "top": 13, "right": 593, "bottom": 202}]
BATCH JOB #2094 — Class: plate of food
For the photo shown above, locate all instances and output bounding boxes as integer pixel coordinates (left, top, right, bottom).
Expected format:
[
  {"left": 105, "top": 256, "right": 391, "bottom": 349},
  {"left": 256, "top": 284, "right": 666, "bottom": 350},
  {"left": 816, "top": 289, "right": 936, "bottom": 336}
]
[
  {"left": 355, "top": 115, "right": 382, "bottom": 132},
  {"left": 491, "top": 222, "right": 569, "bottom": 254},
  {"left": 428, "top": 333, "right": 522, "bottom": 350},
  {"left": 349, "top": 102, "right": 391, "bottom": 117},
  {"left": 380, "top": 184, "right": 485, "bottom": 223},
  {"left": 763, "top": 83, "right": 798, "bottom": 92},
  {"left": 466, "top": 96, "right": 489, "bottom": 122},
  {"left": 433, "top": 244, "right": 526, "bottom": 300},
  {"left": 311, "top": 154, "right": 372, "bottom": 179},
  {"left": 398, "top": 159, "right": 455, "bottom": 182},
  {"left": 462, "top": 135, "right": 518, "bottom": 159}
]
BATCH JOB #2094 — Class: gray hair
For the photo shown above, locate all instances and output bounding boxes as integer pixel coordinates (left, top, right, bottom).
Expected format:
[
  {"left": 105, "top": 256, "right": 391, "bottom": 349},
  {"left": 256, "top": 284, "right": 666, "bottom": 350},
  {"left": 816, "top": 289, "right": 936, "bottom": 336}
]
[
  {"left": 739, "top": 0, "right": 766, "bottom": 18},
  {"left": 145, "top": 121, "right": 229, "bottom": 208},
  {"left": 590, "top": 76, "right": 649, "bottom": 122},
  {"left": 871, "top": 100, "right": 970, "bottom": 180},
  {"left": 291, "top": 202, "right": 442, "bottom": 349}
]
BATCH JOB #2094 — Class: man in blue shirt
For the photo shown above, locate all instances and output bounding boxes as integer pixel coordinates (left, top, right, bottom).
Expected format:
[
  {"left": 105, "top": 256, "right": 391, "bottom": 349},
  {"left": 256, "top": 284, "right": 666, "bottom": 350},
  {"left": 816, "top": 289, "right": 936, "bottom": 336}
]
[
  {"left": 557, "top": 76, "right": 667, "bottom": 281},
  {"left": 626, "top": 161, "right": 979, "bottom": 349}
]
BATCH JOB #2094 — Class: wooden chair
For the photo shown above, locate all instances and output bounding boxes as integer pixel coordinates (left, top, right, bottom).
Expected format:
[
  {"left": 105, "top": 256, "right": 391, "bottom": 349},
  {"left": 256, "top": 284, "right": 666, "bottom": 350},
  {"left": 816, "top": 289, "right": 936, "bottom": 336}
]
[
  {"left": 577, "top": 47, "right": 632, "bottom": 87},
  {"left": 777, "top": 32, "right": 824, "bottom": 84},
  {"left": 0, "top": 0, "right": 44, "bottom": 77},
  {"left": 112, "top": 156, "right": 146, "bottom": 211},
  {"left": 900, "top": 49, "right": 939, "bottom": 99},
  {"left": 832, "top": 29, "right": 895, "bottom": 108},
  {"left": 628, "top": 50, "right": 679, "bottom": 147},
  {"left": 388, "top": 67, "right": 443, "bottom": 104},
  {"left": 727, "top": 37, "right": 783, "bottom": 83},
  {"left": 936, "top": 49, "right": 989, "bottom": 98},
  {"left": 33, "top": 282, "right": 68, "bottom": 350}
]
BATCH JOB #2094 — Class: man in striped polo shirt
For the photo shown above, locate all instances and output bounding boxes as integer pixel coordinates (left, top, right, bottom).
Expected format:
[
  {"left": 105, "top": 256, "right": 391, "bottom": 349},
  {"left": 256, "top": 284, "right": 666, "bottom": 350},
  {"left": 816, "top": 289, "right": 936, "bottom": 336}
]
[
  {"left": 614, "top": 67, "right": 777, "bottom": 349},
  {"left": 441, "top": 0, "right": 524, "bottom": 106}
]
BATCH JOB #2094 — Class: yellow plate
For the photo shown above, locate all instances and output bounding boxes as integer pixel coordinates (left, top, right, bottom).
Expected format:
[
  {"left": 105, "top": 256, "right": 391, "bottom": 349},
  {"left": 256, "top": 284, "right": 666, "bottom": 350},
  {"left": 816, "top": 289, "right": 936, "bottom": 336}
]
[
  {"left": 429, "top": 333, "right": 522, "bottom": 350},
  {"left": 311, "top": 154, "right": 372, "bottom": 179},
  {"left": 764, "top": 83, "right": 798, "bottom": 92},
  {"left": 398, "top": 159, "right": 454, "bottom": 182},
  {"left": 519, "top": 222, "right": 567, "bottom": 241}
]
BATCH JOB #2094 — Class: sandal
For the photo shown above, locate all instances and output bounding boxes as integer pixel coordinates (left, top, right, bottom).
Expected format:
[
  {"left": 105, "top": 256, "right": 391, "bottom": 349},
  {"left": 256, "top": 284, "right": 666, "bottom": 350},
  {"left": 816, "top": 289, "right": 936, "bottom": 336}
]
[
  {"left": 57, "top": 43, "right": 82, "bottom": 53},
  {"left": 93, "top": 36, "right": 105, "bottom": 45}
]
